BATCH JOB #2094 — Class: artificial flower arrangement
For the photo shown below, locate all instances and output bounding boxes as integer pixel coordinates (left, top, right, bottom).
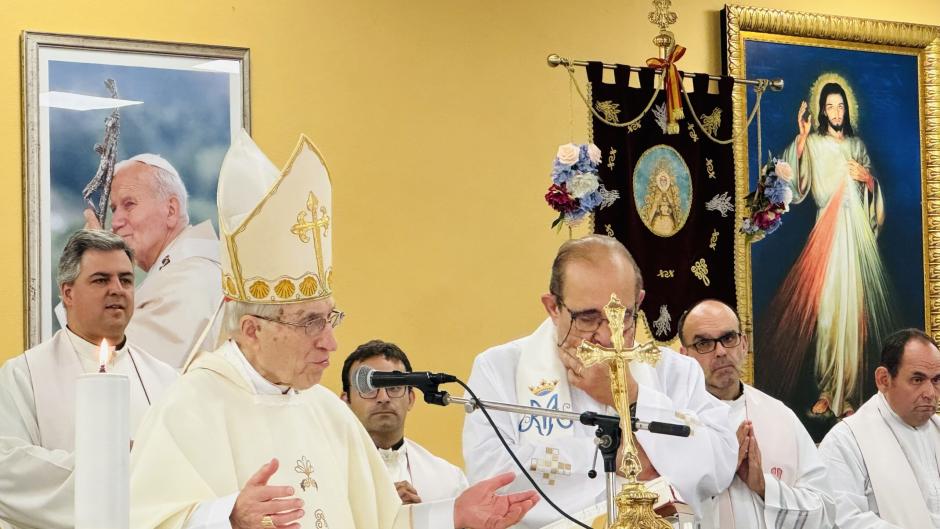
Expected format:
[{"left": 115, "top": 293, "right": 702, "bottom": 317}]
[
  {"left": 544, "top": 143, "right": 618, "bottom": 229},
  {"left": 740, "top": 155, "right": 794, "bottom": 243}
]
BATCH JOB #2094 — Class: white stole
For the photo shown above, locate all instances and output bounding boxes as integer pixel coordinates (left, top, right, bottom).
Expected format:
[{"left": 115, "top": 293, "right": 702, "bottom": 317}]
[{"left": 844, "top": 392, "right": 939, "bottom": 528}]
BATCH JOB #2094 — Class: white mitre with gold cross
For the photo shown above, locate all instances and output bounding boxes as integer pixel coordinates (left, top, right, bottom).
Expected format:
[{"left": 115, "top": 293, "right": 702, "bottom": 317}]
[{"left": 217, "top": 130, "right": 333, "bottom": 304}]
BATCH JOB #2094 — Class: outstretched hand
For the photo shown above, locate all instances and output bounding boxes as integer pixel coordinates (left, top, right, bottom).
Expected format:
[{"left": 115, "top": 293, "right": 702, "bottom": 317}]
[
  {"left": 453, "top": 472, "right": 539, "bottom": 529},
  {"left": 230, "top": 458, "right": 304, "bottom": 529}
]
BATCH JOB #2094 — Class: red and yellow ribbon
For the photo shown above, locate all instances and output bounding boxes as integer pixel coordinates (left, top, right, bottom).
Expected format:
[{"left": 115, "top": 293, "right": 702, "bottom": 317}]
[{"left": 647, "top": 45, "right": 686, "bottom": 134}]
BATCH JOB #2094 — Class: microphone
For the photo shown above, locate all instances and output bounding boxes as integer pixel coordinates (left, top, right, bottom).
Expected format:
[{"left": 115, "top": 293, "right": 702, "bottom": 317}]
[{"left": 354, "top": 366, "right": 457, "bottom": 394}]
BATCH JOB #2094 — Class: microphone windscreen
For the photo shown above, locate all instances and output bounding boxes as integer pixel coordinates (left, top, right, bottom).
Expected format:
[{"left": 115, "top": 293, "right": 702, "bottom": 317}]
[
  {"left": 648, "top": 422, "right": 691, "bottom": 437},
  {"left": 354, "top": 365, "right": 374, "bottom": 394}
]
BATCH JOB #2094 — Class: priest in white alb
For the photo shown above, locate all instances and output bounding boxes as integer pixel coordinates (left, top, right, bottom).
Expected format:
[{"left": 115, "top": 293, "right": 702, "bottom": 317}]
[
  {"left": 129, "top": 131, "right": 538, "bottom": 529},
  {"left": 462, "top": 235, "right": 737, "bottom": 528},
  {"left": 64, "top": 154, "right": 223, "bottom": 369},
  {"left": 819, "top": 328, "right": 940, "bottom": 528},
  {"left": 0, "top": 229, "right": 178, "bottom": 529},
  {"left": 677, "top": 299, "right": 835, "bottom": 529},
  {"left": 340, "top": 340, "right": 469, "bottom": 504}
]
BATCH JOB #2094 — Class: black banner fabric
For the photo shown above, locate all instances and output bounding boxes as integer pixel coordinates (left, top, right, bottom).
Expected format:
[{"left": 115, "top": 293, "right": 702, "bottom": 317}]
[{"left": 588, "top": 63, "right": 736, "bottom": 342}]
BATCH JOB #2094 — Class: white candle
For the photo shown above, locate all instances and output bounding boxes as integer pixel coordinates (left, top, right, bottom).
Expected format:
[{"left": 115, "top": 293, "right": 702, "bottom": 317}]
[{"left": 74, "top": 339, "right": 129, "bottom": 529}]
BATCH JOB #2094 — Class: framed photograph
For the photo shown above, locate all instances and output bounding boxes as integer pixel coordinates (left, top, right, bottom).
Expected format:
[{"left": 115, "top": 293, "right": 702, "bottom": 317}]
[
  {"left": 21, "top": 32, "right": 250, "bottom": 348},
  {"left": 722, "top": 6, "right": 940, "bottom": 439}
]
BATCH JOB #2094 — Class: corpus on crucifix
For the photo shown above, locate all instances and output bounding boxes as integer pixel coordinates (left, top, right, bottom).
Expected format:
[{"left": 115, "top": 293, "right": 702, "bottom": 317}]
[{"left": 576, "top": 293, "right": 671, "bottom": 529}]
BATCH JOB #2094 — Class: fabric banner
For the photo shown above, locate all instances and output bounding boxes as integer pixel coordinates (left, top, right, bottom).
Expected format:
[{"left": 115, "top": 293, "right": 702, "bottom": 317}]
[{"left": 587, "top": 62, "right": 736, "bottom": 342}]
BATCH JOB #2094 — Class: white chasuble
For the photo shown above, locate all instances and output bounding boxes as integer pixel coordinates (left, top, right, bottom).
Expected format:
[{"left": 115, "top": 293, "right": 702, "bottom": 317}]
[
  {"left": 716, "top": 384, "right": 835, "bottom": 529},
  {"left": 0, "top": 328, "right": 177, "bottom": 529},
  {"left": 130, "top": 341, "right": 452, "bottom": 529},
  {"left": 463, "top": 318, "right": 736, "bottom": 529},
  {"left": 379, "top": 438, "right": 468, "bottom": 502},
  {"left": 821, "top": 392, "right": 940, "bottom": 529}
]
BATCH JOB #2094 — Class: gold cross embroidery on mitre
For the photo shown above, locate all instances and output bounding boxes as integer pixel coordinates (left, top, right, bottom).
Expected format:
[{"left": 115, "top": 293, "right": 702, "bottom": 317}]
[
  {"left": 291, "top": 191, "right": 331, "bottom": 285},
  {"left": 575, "top": 294, "right": 661, "bottom": 481}
]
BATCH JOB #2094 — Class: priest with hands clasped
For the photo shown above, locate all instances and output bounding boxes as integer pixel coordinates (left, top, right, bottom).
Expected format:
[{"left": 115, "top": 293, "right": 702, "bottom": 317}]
[{"left": 129, "top": 130, "right": 538, "bottom": 529}]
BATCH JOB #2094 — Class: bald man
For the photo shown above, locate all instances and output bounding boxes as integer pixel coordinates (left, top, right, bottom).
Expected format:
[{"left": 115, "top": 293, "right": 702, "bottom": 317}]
[{"left": 678, "top": 299, "right": 835, "bottom": 529}]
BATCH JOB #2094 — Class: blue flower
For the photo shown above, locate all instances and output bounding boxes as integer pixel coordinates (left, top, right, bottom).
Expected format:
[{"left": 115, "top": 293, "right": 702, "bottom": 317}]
[
  {"left": 765, "top": 217, "right": 783, "bottom": 235},
  {"left": 764, "top": 179, "right": 792, "bottom": 205},
  {"left": 575, "top": 191, "right": 603, "bottom": 216},
  {"left": 552, "top": 161, "right": 574, "bottom": 185}
]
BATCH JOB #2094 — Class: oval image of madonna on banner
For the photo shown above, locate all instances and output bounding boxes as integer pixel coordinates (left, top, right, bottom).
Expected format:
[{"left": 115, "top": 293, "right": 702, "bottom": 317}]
[{"left": 633, "top": 145, "right": 692, "bottom": 238}]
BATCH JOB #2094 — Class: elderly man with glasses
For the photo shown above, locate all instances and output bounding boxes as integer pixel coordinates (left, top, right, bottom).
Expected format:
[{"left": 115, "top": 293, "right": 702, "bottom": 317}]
[
  {"left": 462, "top": 235, "right": 737, "bottom": 529},
  {"left": 341, "top": 340, "right": 468, "bottom": 505},
  {"left": 678, "top": 299, "right": 835, "bottom": 529}
]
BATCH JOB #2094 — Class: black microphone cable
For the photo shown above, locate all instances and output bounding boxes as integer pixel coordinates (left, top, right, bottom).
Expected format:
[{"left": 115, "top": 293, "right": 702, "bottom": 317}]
[{"left": 457, "top": 379, "right": 593, "bottom": 529}]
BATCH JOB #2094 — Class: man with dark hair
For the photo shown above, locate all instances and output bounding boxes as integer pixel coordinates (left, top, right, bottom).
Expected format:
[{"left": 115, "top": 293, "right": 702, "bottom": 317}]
[
  {"left": 819, "top": 328, "right": 940, "bottom": 528},
  {"left": 341, "top": 340, "right": 468, "bottom": 505},
  {"left": 760, "top": 79, "right": 890, "bottom": 419},
  {"left": 678, "top": 299, "right": 834, "bottom": 529},
  {"left": 463, "top": 234, "right": 736, "bottom": 528},
  {"left": 0, "top": 229, "right": 177, "bottom": 529}
]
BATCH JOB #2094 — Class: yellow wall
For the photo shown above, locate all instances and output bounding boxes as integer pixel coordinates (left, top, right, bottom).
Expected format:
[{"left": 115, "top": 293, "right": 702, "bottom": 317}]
[{"left": 3, "top": 0, "right": 939, "bottom": 467}]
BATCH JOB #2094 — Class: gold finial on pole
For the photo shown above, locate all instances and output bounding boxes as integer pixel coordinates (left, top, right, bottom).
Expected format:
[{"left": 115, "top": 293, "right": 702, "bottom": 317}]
[
  {"left": 648, "top": 0, "right": 678, "bottom": 58},
  {"left": 576, "top": 294, "right": 671, "bottom": 529}
]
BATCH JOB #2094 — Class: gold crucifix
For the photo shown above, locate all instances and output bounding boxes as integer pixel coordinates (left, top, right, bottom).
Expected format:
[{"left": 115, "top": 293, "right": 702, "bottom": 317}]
[
  {"left": 576, "top": 293, "right": 670, "bottom": 529},
  {"left": 291, "top": 191, "right": 331, "bottom": 281}
]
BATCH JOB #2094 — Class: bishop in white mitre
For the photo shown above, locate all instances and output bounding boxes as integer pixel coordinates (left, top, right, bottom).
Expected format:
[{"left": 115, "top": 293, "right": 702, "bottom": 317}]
[
  {"left": 678, "top": 299, "right": 835, "bottom": 529},
  {"left": 463, "top": 235, "right": 737, "bottom": 529},
  {"left": 0, "top": 230, "right": 177, "bottom": 529},
  {"left": 820, "top": 328, "right": 940, "bottom": 529},
  {"left": 129, "top": 131, "right": 538, "bottom": 529}
]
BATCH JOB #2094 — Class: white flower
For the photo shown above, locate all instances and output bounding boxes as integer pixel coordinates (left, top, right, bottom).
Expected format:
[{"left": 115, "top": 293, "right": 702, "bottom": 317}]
[
  {"left": 568, "top": 172, "right": 600, "bottom": 198},
  {"left": 556, "top": 143, "right": 580, "bottom": 166},
  {"left": 587, "top": 144, "right": 602, "bottom": 164},
  {"left": 775, "top": 161, "right": 793, "bottom": 182}
]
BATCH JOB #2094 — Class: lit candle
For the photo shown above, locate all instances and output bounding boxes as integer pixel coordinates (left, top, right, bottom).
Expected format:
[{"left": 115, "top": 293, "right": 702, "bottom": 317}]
[{"left": 75, "top": 338, "right": 129, "bottom": 529}]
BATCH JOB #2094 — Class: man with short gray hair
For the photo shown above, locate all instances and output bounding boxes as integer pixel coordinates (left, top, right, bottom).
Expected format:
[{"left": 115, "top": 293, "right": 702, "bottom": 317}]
[
  {"left": 0, "top": 229, "right": 178, "bottom": 529},
  {"left": 62, "top": 154, "right": 223, "bottom": 369}
]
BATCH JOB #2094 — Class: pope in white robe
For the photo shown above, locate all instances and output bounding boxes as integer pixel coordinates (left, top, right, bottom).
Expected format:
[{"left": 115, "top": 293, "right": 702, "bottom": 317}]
[
  {"left": 0, "top": 230, "right": 178, "bottom": 529},
  {"left": 819, "top": 330, "right": 940, "bottom": 529},
  {"left": 678, "top": 299, "right": 835, "bottom": 529},
  {"left": 63, "top": 154, "right": 224, "bottom": 370},
  {"left": 463, "top": 235, "right": 737, "bottom": 529}
]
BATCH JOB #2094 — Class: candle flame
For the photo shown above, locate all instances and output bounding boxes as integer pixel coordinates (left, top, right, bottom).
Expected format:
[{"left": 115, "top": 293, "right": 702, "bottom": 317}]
[{"left": 98, "top": 338, "right": 110, "bottom": 371}]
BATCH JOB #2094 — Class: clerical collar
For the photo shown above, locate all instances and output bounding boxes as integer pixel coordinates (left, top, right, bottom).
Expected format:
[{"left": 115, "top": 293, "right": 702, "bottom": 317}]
[
  {"left": 224, "top": 340, "right": 296, "bottom": 395},
  {"left": 64, "top": 326, "right": 128, "bottom": 360},
  {"left": 389, "top": 438, "right": 405, "bottom": 451}
]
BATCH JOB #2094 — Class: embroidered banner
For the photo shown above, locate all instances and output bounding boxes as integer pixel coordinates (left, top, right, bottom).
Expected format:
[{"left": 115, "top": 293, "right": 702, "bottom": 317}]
[{"left": 587, "top": 63, "right": 736, "bottom": 342}]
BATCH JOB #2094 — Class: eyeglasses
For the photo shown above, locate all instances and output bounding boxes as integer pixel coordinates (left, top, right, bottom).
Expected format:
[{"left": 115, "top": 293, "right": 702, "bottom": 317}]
[
  {"left": 557, "top": 297, "right": 638, "bottom": 334},
  {"left": 253, "top": 309, "right": 345, "bottom": 336},
  {"left": 689, "top": 331, "right": 742, "bottom": 354},
  {"left": 357, "top": 386, "right": 408, "bottom": 399}
]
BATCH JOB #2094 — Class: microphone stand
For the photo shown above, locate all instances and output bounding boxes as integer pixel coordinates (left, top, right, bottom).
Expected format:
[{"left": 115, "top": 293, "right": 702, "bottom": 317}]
[{"left": 416, "top": 382, "right": 689, "bottom": 525}]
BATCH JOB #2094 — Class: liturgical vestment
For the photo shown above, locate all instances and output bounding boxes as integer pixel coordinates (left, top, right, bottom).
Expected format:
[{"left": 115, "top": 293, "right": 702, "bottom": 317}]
[
  {"left": 130, "top": 340, "right": 453, "bottom": 529},
  {"left": 0, "top": 328, "right": 178, "bottom": 529}
]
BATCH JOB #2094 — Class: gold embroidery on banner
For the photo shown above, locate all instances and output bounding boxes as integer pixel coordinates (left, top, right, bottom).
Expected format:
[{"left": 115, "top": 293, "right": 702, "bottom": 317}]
[
  {"left": 605, "top": 224, "right": 615, "bottom": 237},
  {"left": 627, "top": 121, "right": 642, "bottom": 133},
  {"left": 595, "top": 100, "right": 621, "bottom": 122},
  {"left": 529, "top": 447, "right": 571, "bottom": 486},
  {"left": 657, "top": 269, "right": 675, "bottom": 278},
  {"left": 709, "top": 230, "right": 719, "bottom": 250},
  {"left": 607, "top": 148, "right": 617, "bottom": 170},
  {"left": 687, "top": 122, "right": 699, "bottom": 142},
  {"left": 299, "top": 275, "right": 319, "bottom": 297},
  {"left": 705, "top": 158, "right": 717, "bottom": 179},
  {"left": 275, "top": 279, "right": 296, "bottom": 299},
  {"left": 314, "top": 509, "right": 329, "bottom": 528},
  {"left": 691, "top": 258, "right": 711, "bottom": 286},
  {"left": 700, "top": 108, "right": 722, "bottom": 136},
  {"left": 249, "top": 280, "right": 270, "bottom": 299},
  {"left": 295, "top": 456, "right": 318, "bottom": 492}
]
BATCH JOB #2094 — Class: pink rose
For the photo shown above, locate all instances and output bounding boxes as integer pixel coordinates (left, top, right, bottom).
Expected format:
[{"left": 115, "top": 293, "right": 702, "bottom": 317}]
[
  {"left": 556, "top": 143, "right": 580, "bottom": 166},
  {"left": 587, "top": 144, "right": 603, "bottom": 164},
  {"left": 775, "top": 161, "right": 793, "bottom": 182}
]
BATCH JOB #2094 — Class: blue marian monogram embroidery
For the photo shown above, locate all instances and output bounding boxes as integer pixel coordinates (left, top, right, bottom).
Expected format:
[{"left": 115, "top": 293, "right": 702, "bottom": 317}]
[{"left": 519, "top": 393, "right": 573, "bottom": 436}]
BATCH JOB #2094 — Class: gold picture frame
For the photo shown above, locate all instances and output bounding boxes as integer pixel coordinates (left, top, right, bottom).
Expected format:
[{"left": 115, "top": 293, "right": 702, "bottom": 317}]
[{"left": 723, "top": 5, "right": 940, "bottom": 433}]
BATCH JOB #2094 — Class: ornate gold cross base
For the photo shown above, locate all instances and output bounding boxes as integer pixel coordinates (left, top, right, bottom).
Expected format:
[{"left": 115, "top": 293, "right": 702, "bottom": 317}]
[{"left": 609, "top": 482, "right": 672, "bottom": 529}]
